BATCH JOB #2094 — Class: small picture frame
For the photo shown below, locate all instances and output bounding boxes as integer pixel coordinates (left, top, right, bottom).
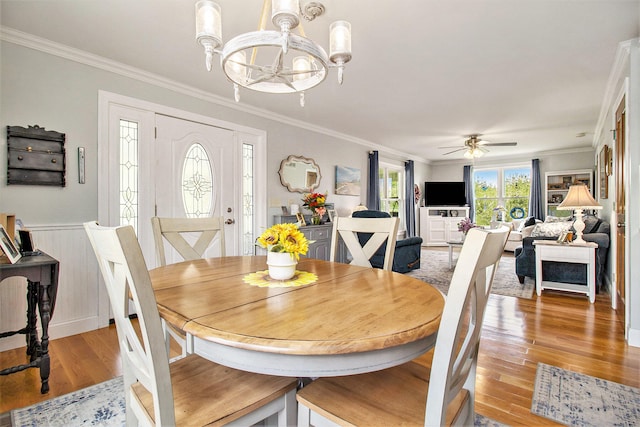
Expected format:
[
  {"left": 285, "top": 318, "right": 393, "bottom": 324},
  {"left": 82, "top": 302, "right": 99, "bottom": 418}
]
[
  {"left": 295, "top": 212, "right": 306, "bottom": 226},
  {"left": 281, "top": 206, "right": 288, "bottom": 215},
  {"left": 556, "top": 230, "right": 574, "bottom": 244},
  {"left": 327, "top": 209, "right": 337, "bottom": 222},
  {"left": 0, "top": 224, "right": 22, "bottom": 264}
]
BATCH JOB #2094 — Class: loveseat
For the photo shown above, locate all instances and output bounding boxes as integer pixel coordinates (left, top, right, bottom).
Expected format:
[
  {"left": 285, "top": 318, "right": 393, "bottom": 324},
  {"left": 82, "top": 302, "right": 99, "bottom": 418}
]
[
  {"left": 352, "top": 210, "right": 423, "bottom": 273},
  {"left": 514, "top": 216, "right": 610, "bottom": 289}
]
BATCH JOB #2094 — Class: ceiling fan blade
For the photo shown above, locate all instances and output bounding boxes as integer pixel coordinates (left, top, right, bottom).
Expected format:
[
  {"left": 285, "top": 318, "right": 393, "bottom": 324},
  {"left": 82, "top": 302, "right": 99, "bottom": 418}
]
[
  {"left": 483, "top": 142, "right": 518, "bottom": 146},
  {"left": 443, "top": 147, "right": 467, "bottom": 155},
  {"left": 438, "top": 145, "right": 463, "bottom": 149}
]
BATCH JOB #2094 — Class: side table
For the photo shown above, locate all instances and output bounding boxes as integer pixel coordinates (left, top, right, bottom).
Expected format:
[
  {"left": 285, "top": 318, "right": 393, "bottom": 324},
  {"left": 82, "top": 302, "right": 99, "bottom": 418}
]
[
  {"left": 0, "top": 252, "right": 60, "bottom": 393},
  {"left": 533, "top": 240, "right": 597, "bottom": 303}
]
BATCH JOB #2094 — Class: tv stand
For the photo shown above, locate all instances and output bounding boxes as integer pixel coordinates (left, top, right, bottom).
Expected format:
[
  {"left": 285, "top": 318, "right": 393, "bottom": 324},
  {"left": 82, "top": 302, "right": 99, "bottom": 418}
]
[{"left": 419, "top": 206, "right": 470, "bottom": 246}]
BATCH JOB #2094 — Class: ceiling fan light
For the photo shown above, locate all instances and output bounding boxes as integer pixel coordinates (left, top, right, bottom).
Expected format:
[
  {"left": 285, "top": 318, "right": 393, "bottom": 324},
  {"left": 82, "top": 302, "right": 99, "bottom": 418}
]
[{"left": 464, "top": 150, "right": 474, "bottom": 159}]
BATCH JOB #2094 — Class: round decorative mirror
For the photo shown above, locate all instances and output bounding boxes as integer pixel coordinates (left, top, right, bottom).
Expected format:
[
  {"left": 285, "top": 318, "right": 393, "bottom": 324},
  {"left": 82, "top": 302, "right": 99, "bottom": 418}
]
[{"left": 278, "top": 155, "right": 321, "bottom": 193}]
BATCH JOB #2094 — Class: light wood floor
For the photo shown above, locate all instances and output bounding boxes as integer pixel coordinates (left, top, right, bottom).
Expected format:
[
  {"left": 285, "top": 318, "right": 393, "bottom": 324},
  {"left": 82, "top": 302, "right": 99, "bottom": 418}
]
[{"left": 1, "top": 273, "right": 638, "bottom": 425}]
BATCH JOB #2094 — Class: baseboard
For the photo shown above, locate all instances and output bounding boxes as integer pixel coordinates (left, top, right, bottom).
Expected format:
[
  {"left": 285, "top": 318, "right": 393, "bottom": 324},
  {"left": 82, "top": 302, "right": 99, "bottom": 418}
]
[{"left": 628, "top": 327, "right": 640, "bottom": 348}]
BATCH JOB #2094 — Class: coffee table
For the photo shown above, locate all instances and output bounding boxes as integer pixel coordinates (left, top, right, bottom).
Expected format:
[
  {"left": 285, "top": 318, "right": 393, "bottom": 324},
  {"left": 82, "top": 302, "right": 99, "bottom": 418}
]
[{"left": 446, "top": 240, "right": 464, "bottom": 269}]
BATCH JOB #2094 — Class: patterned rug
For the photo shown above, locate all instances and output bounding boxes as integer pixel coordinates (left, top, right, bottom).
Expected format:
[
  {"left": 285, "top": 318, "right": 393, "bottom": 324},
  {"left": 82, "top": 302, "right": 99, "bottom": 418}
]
[
  {"left": 531, "top": 363, "right": 640, "bottom": 426},
  {"left": 10, "top": 376, "right": 507, "bottom": 426},
  {"left": 407, "top": 248, "right": 535, "bottom": 298}
]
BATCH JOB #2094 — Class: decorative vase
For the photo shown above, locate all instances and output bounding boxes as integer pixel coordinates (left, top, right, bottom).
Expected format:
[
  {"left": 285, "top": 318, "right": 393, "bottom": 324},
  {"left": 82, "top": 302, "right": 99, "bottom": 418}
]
[
  {"left": 267, "top": 251, "right": 297, "bottom": 280},
  {"left": 311, "top": 214, "right": 321, "bottom": 225}
]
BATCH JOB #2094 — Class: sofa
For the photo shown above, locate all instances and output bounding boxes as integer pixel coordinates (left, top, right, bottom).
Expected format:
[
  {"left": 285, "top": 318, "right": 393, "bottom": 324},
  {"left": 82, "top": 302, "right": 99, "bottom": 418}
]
[
  {"left": 514, "top": 216, "right": 610, "bottom": 289},
  {"left": 351, "top": 210, "right": 423, "bottom": 273}
]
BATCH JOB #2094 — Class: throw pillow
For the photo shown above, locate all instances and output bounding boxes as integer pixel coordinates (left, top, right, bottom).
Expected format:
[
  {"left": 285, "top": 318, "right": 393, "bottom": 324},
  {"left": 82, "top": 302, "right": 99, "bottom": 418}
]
[
  {"left": 518, "top": 216, "right": 536, "bottom": 231},
  {"left": 530, "top": 221, "right": 573, "bottom": 238},
  {"left": 582, "top": 216, "right": 601, "bottom": 234}
]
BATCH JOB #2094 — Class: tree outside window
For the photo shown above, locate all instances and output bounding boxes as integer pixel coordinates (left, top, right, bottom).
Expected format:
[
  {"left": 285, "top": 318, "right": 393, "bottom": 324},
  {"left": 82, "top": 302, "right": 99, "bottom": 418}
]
[
  {"left": 379, "top": 165, "right": 404, "bottom": 228},
  {"left": 473, "top": 166, "right": 530, "bottom": 226}
]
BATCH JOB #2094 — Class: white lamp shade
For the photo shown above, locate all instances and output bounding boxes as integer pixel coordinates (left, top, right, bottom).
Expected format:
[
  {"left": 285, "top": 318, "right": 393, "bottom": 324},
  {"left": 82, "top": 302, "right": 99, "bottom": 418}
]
[
  {"left": 330, "top": 21, "right": 352, "bottom": 62},
  {"left": 195, "top": 0, "right": 222, "bottom": 45},
  {"left": 558, "top": 184, "right": 602, "bottom": 209}
]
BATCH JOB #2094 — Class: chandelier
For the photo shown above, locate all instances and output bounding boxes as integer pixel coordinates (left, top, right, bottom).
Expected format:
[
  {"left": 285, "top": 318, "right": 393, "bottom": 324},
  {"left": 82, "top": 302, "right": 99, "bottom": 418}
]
[{"left": 195, "top": 0, "right": 352, "bottom": 106}]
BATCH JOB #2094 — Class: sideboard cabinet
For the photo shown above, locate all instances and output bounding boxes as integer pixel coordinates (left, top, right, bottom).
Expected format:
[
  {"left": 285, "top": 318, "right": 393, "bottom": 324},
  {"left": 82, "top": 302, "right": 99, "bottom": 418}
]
[
  {"left": 419, "top": 207, "right": 470, "bottom": 246},
  {"left": 273, "top": 215, "right": 332, "bottom": 261}
]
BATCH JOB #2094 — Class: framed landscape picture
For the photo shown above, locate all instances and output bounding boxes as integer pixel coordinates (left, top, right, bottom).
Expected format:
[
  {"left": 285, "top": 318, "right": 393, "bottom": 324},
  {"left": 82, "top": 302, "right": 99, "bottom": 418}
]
[{"left": 335, "top": 166, "right": 361, "bottom": 196}]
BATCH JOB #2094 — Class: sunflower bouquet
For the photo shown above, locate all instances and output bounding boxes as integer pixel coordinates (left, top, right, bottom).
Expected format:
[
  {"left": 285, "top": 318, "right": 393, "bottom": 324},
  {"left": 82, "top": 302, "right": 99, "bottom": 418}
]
[{"left": 256, "top": 223, "right": 311, "bottom": 261}]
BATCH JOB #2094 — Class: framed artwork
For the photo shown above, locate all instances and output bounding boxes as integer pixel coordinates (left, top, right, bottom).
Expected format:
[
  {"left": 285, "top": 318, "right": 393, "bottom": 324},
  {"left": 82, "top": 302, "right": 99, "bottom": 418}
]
[
  {"left": 599, "top": 145, "right": 608, "bottom": 199},
  {"left": 295, "top": 212, "right": 306, "bottom": 226},
  {"left": 0, "top": 224, "right": 21, "bottom": 264},
  {"left": 335, "top": 166, "right": 361, "bottom": 196}
]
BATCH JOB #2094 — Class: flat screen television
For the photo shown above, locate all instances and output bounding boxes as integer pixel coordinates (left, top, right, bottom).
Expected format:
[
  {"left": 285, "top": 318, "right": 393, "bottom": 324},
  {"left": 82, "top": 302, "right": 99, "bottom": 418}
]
[{"left": 424, "top": 181, "right": 467, "bottom": 206}]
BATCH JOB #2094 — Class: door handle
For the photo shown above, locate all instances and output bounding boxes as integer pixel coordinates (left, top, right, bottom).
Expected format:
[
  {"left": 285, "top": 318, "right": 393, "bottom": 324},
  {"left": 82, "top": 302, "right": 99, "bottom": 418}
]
[
  {"left": 617, "top": 222, "right": 625, "bottom": 228},
  {"left": 225, "top": 218, "right": 235, "bottom": 225}
]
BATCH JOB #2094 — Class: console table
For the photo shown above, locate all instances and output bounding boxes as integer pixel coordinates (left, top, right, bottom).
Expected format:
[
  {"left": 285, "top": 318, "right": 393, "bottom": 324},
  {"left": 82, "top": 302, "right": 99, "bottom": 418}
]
[
  {"left": 0, "top": 252, "right": 59, "bottom": 393},
  {"left": 534, "top": 240, "right": 597, "bottom": 303},
  {"left": 274, "top": 215, "right": 332, "bottom": 261}
]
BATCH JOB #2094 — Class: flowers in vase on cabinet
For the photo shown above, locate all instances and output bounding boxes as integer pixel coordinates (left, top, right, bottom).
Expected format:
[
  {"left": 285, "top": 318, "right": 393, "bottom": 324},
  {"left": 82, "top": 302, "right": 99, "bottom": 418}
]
[
  {"left": 302, "top": 192, "right": 327, "bottom": 211},
  {"left": 457, "top": 217, "right": 477, "bottom": 235},
  {"left": 256, "top": 223, "right": 310, "bottom": 261}
]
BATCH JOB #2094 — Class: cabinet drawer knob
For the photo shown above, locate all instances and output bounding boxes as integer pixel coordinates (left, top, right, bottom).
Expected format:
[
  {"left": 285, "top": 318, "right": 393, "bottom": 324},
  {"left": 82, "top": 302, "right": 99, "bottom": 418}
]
[
  {"left": 51, "top": 158, "right": 57, "bottom": 164},
  {"left": 17, "top": 155, "right": 23, "bottom": 161}
]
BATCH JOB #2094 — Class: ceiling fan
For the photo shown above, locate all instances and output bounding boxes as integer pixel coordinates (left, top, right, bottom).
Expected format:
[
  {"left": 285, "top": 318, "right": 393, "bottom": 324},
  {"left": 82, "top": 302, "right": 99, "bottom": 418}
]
[{"left": 440, "top": 134, "right": 517, "bottom": 158}]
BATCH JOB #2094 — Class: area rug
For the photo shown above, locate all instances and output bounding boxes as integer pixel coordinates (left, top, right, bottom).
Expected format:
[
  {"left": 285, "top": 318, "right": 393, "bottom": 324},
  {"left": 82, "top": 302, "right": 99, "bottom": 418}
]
[
  {"left": 11, "top": 377, "right": 125, "bottom": 426},
  {"left": 407, "top": 249, "right": 534, "bottom": 298},
  {"left": 531, "top": 362, "right": 640, "bottom": 426},
  {"left": 10, "top": 375, "right": 507, "bottom": 427}
]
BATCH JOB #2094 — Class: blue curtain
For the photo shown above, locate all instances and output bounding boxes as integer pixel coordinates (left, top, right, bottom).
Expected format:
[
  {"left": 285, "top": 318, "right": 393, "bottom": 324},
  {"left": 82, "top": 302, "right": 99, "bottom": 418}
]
[
  {"left": 463, "top": 165, "right": 474, "bottom": 221},
  {"left": 367, "top": 151, "right": 380, "bottom": 210},
  {"left": 404, "top": 160, "right": 416, "bottom": 237},
  {"left": 529, "top": 158, "right": 544, "bottom": 220}
]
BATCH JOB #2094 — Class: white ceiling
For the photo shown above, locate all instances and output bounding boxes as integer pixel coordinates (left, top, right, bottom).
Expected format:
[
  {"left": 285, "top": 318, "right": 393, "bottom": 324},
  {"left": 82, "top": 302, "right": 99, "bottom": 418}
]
[{"left": 1, "top": 0, "right": 639, "bottom": 161}]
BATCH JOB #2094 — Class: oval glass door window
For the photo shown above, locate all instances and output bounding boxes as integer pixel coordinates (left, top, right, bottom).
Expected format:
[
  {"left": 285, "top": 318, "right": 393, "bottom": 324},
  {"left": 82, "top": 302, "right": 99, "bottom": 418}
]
[{"left": 181, "top": 143, "right": 214, "bottom": 218}]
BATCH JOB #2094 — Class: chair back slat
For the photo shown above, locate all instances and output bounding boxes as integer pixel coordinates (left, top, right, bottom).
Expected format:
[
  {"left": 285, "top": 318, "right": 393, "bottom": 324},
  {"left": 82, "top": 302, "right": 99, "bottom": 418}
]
[
  {"left": 151, "top": 216, "right": 225, "bottom": 267},
  {"left": 330, "top": 216, "right": 399, "bottom": 271}
]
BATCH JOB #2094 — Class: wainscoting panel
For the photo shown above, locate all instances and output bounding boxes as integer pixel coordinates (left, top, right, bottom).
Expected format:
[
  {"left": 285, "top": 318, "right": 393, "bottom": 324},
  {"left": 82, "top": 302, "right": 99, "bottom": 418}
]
[{"left": 0, "top": 224, "right": 108, "bottom": 352}]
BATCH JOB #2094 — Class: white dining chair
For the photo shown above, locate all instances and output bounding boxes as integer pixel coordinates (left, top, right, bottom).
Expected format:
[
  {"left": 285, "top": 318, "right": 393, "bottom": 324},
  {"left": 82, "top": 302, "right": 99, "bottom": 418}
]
[
  {"left": 297, "top": 226, "right": 510, "bottom": 426},
  {"left": 151, "top": 216, "right": 225, "bottom": 359},
  {"left": 151, "top": 216, "right": 225, "bottom": 267},
  {"left": 84, "top": 222, "right": 297, "bottom": 426},
  {"left": 329, "top": 216, "right": 399, "bottom": 270}
]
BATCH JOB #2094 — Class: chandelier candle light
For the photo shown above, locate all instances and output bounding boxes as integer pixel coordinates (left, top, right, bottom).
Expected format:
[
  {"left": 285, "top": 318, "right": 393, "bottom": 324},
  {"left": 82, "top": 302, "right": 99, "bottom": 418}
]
[
  {"left": 557, "top": 184, "right": 603, "bottom": 244},
  {"left": 196, "top": 0, "right": 352, "bottom": 106}
]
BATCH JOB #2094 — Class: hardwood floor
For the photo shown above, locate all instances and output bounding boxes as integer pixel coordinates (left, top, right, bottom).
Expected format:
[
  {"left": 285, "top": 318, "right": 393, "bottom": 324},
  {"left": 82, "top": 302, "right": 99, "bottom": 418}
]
[{"left": 1, "top": 278, "right": 639, "bottom": 425}]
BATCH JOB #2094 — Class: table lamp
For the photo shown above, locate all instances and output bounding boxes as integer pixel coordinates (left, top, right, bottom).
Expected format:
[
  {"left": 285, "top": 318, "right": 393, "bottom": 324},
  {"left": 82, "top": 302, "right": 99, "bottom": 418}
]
[{"left": 557, "top": 184, "right": 602, "bottom": 244}]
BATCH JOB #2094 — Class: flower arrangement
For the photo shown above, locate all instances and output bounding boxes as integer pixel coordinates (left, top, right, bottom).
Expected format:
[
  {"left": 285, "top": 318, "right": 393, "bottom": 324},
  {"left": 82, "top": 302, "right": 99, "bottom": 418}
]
[
  {"left": 302, "top": 192, "right": 328, "bottom": 224},
  {"left": 256, "top": 223, "right": 310, "bottom": 261},
  {"left": 302, "top": 192, "right": 327, "bottom": 212},
  {"left": 458, "top": 217, "right": 477, "bottom": 235}
]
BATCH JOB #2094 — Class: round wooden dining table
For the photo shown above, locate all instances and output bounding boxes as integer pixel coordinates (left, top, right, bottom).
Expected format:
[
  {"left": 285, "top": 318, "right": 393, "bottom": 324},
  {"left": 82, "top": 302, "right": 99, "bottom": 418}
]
[{"left": 149, "top": 256, "right": 444, "bottom": 377}]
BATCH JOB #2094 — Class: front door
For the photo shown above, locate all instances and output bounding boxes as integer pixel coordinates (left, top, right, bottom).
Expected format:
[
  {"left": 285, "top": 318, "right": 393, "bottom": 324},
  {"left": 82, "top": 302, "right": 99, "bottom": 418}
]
[{"left": 154, "top": 115, "right": 238, "bottom": 264}]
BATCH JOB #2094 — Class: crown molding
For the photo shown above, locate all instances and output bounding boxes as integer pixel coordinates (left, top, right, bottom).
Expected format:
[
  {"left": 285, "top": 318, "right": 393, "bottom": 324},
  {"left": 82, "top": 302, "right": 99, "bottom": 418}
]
[
  {"left": 0, "top": 26, "right": 426, "bottom": 163},
  {"left": 593, "top": 38, "right": 637, "bottom": 146}
]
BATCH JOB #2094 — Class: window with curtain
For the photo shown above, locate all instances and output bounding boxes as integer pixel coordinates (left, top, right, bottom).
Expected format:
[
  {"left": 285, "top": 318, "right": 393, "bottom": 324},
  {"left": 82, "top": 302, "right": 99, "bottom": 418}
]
[
  {"left": 473, "top": 165, "right": 531, "bottom": 226},
  {"left": 379, "top": 163, "right": 405, "bottom": 228}
]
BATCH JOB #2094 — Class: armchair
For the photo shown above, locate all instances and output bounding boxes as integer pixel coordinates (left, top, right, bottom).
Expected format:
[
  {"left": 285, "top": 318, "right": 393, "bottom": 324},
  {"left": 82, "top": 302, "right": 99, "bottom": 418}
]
[{"left": 352, "top": 210, "right": 423, "bottom": 273}]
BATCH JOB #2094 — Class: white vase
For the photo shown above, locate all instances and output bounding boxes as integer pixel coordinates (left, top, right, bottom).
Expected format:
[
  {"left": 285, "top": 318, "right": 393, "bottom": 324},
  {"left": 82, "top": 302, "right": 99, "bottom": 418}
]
[{"left": 267, "top": 251, "right": 297, "bottom": 280}]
